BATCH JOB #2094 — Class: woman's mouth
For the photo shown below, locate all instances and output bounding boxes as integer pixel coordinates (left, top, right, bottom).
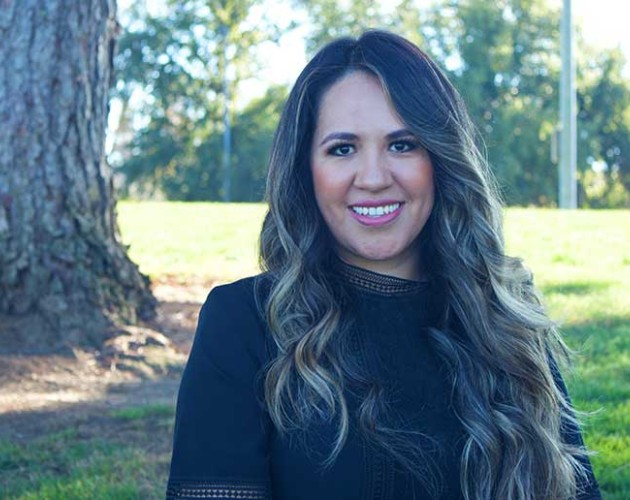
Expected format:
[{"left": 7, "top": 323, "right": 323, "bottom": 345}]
[
  {"left": 351, "top": 202, "right": 401, "bottom": 217},
  {"left": 349, "top": 202, "right": 404, "bottom": 226}
]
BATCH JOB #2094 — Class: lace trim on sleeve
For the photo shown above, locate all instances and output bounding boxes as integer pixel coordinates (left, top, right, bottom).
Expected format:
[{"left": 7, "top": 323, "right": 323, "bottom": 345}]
[{"left": 166, "top": 480, "right": 269, "bottom": 499}]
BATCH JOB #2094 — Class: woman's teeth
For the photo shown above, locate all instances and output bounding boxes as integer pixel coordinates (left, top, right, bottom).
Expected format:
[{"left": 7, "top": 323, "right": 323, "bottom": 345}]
[{"left": 351, "top": 203, "right": 400, "bottom": 217}]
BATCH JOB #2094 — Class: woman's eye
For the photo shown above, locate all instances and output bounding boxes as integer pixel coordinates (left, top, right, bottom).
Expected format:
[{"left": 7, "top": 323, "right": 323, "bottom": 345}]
[
  {"left": 328, "top": 144, "right": 355, "bottom": 156},
  {"left": 389, "top": 140, "right": 417, "bottom": 153}
]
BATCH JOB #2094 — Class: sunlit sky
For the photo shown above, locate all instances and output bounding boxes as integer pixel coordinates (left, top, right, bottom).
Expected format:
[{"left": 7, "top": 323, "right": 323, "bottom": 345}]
[{"left": 115, "top": 0, "right": 629, "bottom": 106}]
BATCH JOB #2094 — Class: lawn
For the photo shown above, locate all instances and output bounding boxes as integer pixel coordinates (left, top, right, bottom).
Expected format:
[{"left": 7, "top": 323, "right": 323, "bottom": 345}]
[
  {"left": 2, "top": 203, "right": 629, "bottom": 498},
  {"left": 505, "top": 209, "right": 630, "bottom": 498},
  {"left": 116, "top": 201, "right": 266, "bottom": 281},
  {"left": 0, "top": 405, "right": 173, "bottom": 499}
]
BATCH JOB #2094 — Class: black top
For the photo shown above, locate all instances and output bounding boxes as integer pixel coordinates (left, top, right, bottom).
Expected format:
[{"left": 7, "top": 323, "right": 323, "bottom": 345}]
[{"left": 167, "top": 265, "right": 601, "bottom": 499}]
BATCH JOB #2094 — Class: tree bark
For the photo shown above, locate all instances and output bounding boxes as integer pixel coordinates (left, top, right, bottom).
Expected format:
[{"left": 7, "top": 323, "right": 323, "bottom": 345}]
[{"left": 0, "top": 0, "right": 155, "bottom": 349}]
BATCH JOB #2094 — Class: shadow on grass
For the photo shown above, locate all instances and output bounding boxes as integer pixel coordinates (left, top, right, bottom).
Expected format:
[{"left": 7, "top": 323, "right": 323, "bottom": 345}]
[
  {"left": 0, "top": 281, "right": 205, "bottom": 498},
  {"left": 562, "top": 313, "right": 630, "bottom": 348},
  {"left": 0, "top": 377, "right": 180, "bottom": 499},
  {"left": 0, "top": 376, "right": 181, "bottom": 442},
  {"left": 565, "top": 312, "right": 630, "bottom": 330},
  {"left": 541, "top": 280, "right": 613, "bottom": 296},
  {"left": 557, "top": 312, "right": 630, "bottom": 426},
  {"left": 557, "top": 314, "right": 630, "bottom": 391}
]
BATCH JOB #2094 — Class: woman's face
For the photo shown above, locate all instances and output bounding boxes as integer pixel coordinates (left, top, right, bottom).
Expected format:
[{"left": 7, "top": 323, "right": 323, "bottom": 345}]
[{"left": 310, "top": 71, "right": 434, "bottom": 280}]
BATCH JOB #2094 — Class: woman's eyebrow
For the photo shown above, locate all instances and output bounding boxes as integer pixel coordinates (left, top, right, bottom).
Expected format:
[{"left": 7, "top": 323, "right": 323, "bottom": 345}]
[
  {"left": 319, "top": 128, "right": 413, "bottom": 146},
  {"left": 386, "top": 129, "right": 414, "bottom": 140},
  {"left": 319, "top": 132, "right": 358, "bottom": 146}
]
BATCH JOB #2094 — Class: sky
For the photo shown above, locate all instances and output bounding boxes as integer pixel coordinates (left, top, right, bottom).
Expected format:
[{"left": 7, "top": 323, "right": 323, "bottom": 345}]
[{"left": 570, "top": 0, "right": 630, "bottom": 54}]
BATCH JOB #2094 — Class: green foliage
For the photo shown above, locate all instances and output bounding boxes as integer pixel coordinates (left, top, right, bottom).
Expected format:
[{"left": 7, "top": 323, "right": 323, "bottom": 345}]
[
  {"left": 231, "top": 85, "right": 289, "bottom": 201},
  {"left": 581, "top": 169, "right": 630, "bottom": 208},
  {"left": 577, "top": 47, "right": 630, "bottom": 207},
  {"left": 296, "top": 0, "right": 427, "bottom": 54},
  {"left": 113, "top": 0, "right": 283, "bottom": 201},
  {"left": 425, "top": 0, "right": 561, "bottom": 204},
  {"left": 296, "top": 0, "right": 387, "bottom": 54},
  {"left": 426, "top": 0, "right": 630, "bottom": 206}
]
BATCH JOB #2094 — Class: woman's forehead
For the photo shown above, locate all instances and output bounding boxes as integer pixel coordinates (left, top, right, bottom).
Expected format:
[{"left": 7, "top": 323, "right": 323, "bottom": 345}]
[{"left": 314, "top": 72, "right": 405, "bottom": 138}]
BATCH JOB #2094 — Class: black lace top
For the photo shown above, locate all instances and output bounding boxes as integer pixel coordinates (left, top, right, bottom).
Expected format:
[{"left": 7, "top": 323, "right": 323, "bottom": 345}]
[
  {"left": 336, "top": 260, "right": 427, "bottom": 295},
  {"left": 167, "top": 265, "right": 601, "bottom": 499}
]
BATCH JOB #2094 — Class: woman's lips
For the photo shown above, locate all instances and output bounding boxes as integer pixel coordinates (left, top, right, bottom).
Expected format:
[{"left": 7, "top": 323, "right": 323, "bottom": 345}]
[{"left": 348, "top": 201, "right": 404, "bottom": 226}]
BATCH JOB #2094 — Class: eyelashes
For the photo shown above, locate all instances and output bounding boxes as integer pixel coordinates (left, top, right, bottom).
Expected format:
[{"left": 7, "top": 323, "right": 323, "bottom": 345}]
[
  {"left": 325, "top": 138, "right": 421, "bottom": 157},
  {"left": 389, "top": 139, "right": 420, "bottom": 153},
  {"left": 327, "top": 143, "right": 356, "bottom": 156}
]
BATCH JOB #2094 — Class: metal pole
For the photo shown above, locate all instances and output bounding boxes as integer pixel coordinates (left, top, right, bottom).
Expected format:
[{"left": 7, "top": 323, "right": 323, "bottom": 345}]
[
  {"left": 559, "top": 0, "right": 577, "bottom": 208},
  {"left": 221, "top": 26, "right": 231, "bottom": 202},
  {"left": 222, "top": 69, "right": 231, "bottom": 202}
]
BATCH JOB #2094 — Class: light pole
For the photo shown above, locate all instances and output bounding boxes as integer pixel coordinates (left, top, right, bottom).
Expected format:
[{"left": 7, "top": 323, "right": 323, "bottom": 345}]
[
  {"left": 220, "top": 24, "right": 232, "bottom": 203},
  {"left": 559, "top": 0, "right": 577, "bottom": 208}
]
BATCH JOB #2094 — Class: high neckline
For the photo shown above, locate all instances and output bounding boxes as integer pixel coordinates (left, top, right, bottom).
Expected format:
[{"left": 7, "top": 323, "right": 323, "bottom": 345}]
[{"left": 335, "top": 259, "right": 429, "bottom": 296}]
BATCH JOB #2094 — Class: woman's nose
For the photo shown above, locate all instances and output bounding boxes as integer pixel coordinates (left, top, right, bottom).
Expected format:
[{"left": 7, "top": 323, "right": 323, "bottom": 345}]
[{"left": 353, "top": 150, "right": 392, "bottom": 191}]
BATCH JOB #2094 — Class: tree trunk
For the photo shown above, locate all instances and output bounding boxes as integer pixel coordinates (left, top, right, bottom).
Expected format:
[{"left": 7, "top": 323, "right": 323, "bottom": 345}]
[{"left": 0, "top": 0, "right": 156, "bottom": 350}]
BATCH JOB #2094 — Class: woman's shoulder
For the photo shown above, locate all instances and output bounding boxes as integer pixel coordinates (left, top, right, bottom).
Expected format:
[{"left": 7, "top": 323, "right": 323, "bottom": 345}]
[
  {"left": 194, "top": 272, "right": 273, "bottom": 367},
  {"left": 205, "top": 272, "right": 271, "bottom": 308}
]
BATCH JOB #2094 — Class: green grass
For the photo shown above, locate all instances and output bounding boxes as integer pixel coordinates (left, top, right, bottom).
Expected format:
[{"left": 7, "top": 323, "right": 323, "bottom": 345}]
[
  {"left": 506, "top": 209, "right": 630, "bottom": 499},
  {"left": 4, "top": 204, "right": 628, "bottom": 498},
  {"left": 117, "top": 201, "right": 266, "bottom": 281},
  {"left": 0, "top": 405, "right": 175, "bottom": 499},
  {"left": 110, "top": 404, "right": 174, "bottom": 422}
]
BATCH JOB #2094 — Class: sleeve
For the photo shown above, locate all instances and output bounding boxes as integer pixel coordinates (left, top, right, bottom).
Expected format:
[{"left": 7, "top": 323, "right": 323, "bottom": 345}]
[
  {"left": 167, "top": 280, "right": 273, "bottom": 499},
  {"left": 550, "top": 359, "right": 603, "bottom": 500}
]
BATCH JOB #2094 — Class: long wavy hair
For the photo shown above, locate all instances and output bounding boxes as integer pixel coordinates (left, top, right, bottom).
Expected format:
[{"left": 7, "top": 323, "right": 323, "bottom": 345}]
[{"left": 259, "top": 30, "right": 589, "bottom": 499}]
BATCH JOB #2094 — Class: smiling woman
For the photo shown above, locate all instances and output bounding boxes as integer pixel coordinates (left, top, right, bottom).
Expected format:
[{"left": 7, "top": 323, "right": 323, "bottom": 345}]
[
  {"left": 311, "top": 72, "right": 434, "bottom": 280},
  {"left": 167, "top": 30, "right": 601, "bottom": 500}
]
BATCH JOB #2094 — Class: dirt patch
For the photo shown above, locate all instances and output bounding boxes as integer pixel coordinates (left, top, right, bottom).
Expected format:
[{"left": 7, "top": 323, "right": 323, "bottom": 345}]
[{"left": 0, "top": 276, "right": 216, "bottom": 443}]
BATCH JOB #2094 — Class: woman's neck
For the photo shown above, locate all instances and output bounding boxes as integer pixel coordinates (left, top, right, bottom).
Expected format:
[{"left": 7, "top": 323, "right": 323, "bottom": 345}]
[{"left": 335, "top": 254, "right": 422, "bottom": 282}]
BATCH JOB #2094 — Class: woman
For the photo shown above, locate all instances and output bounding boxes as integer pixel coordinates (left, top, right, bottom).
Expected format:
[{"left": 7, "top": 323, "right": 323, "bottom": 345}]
[{"left": 167, "top": 30, "right": 601, "bottom": 499}]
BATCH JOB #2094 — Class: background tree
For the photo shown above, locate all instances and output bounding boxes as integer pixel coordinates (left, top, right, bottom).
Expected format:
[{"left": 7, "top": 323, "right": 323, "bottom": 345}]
[
  {"left": 0, "top": 0, "right": 155, "bottom": 349},
  {"left": 113, "top": 0, "right": 281, "bottom": 201},
  {"left": 297, "top": 0, "right": 427, "bottom": 54},
  {"left": 427, "top": 0, "right": 561, "bottom": 204},
  {"left": 577, "top": 46, "right": 630, "bottom": 207},
  {"left": 231, "top": 85, "right": 289, "bottom": 201},
  {"left": 297, "top": 0, "right": 387, "bottom": 54}
]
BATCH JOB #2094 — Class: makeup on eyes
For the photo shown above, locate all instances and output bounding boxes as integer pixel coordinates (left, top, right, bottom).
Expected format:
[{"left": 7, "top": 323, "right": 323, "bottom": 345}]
[
  {"left": 326, "top": 142, "right": 355, "bottom": 156},
  {"left": 325, "top": 136, "right": 420, "bottom": 157},
  {"left": 389, "top": 138, "right": 419, "bottom": 152}
]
